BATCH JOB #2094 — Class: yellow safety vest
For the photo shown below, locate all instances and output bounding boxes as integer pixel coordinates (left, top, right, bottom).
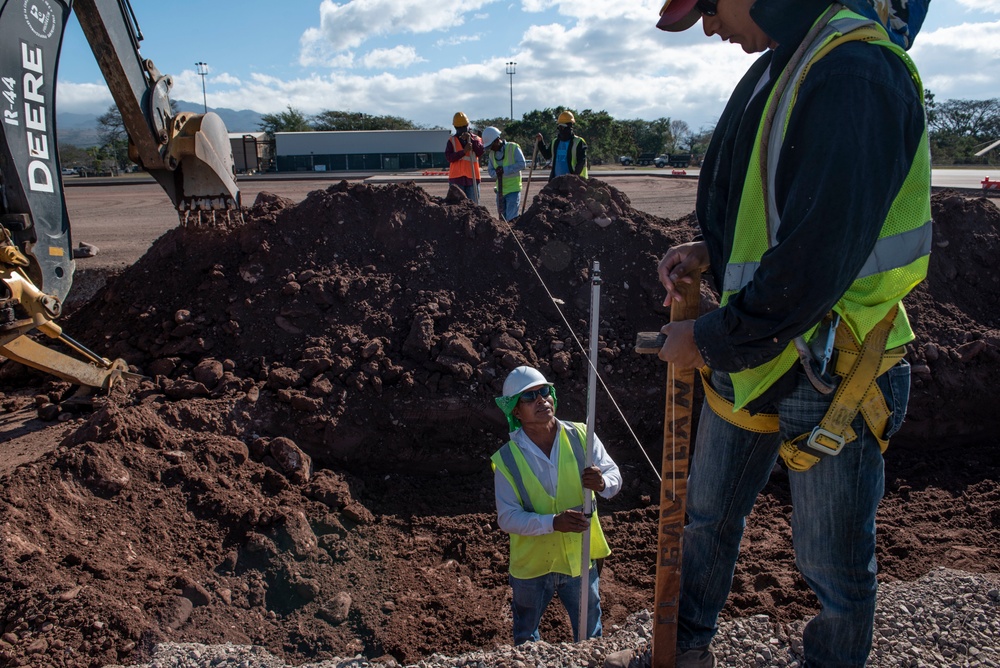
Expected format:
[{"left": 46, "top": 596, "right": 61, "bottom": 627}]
[
  {"left": 722, "top": 8, "right": 932, "bottom": 411},
  {"left": 490, "top": 422, "right": 611, "bottom": 579},
  {"left": 489, "top": 142, "right": 523, "bottom": 195}
]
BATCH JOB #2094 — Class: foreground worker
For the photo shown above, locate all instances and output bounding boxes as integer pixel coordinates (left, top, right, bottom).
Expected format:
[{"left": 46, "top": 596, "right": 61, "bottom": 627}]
[
  {"left": 534, "top": 110, "right": 589, "bottom": 179},
  {"left": 445, "top": 112, "right": 484, "bottom": 203},
  {"left": 491, "top": 366, "right": 622, "bottom": 645},
  {"left": 654, "top": 0, "right": 931, "bottom": 666},
  {"left": 482, "top": 126, "right": 527, "bottom": 222}
]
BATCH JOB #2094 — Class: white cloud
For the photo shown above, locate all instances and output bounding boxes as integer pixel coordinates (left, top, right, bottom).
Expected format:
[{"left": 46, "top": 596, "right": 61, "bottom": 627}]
[
  {"left": 362, "top": 46, "right": 426, "bottom": 69},
  {"left": 54, "top": 0, "right": 1000, "bottom": 133},
  {"left": 54, "top": 82, "right": 113, "bottom": 114},
  {"left": 300, "top": 0, "right": 497, "bottom": 64},
  {"left": 909, "top": 21, "right": 1000, "bottom": 99},
  {"left": 434, "top": 34, "right": 482, "bottom": 47},
  {"left": 912, "top": 20, "right": 1000, "bottom": 56},
  {"left": 522, "top": 0, "right": 661, "bottom": 21},
  {"left": 213, "top": 73, "right": 243, "bottom": 86}
]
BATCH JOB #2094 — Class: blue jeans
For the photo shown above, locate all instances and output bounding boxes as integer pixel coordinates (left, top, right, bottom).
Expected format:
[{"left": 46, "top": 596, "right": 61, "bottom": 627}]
[
  {"left": 496, "top": 191, "right": 520, "bottom": 222},
  {"left": 510, "top": 565, "right": 602, "bottom": 644},
  {"left": 679, "top": 362, "right": 910, "bottom": 667},
  {"left": 458, "top": 183, "right": 480, "bottom": 204}
]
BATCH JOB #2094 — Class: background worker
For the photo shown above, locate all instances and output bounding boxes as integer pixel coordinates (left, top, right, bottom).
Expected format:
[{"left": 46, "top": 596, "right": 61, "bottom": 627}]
[
  {"left": 535, "top": 110, "right": 589, "bottom": 179},
  {"left": 653, "top": 0, "right": 930, "bottom": 666},
  {"left": 482, "top": 126, "right": 527, "bottom": 222},
  {"left": 491, "top": 366, "right": 622, "bottom": 645},
  {"left": 445, "top": 112, "right": 484, "bottom": 203}
]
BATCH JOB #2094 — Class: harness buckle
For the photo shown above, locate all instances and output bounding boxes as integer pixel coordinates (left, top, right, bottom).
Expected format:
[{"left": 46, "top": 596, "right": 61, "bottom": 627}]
[{"left": 806, "top": 426, "right": 845, "bottom": 456}]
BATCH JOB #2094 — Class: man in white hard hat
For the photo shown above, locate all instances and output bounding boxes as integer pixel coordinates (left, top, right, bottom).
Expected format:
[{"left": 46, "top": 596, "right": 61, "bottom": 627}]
[
  {"left": 491, "top": 365, "right": 621, "bottom": 645},
  {"left": 482, "top": 126, "right": 527, "bottom": 223}
]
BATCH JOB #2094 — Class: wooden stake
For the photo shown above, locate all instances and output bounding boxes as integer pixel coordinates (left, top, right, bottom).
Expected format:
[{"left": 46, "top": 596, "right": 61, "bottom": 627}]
[
  {"left": 521, "top": 140, "right": 539, "bottom": 216},
  {"left": 635, "top": 273, "right": 701, "bottom": 668}
]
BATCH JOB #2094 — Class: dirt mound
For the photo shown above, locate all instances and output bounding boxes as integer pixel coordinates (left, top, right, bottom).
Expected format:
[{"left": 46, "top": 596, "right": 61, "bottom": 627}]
[
  {"left": 898, "top": 192, "right": 1000, "bottom": 443},
  {"left": 1, "top": 182, "right": 998, "bottom": 668}
]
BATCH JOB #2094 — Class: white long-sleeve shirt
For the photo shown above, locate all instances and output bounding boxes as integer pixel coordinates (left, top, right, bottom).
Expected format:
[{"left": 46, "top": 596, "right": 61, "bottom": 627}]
[{"left": 494, "top": 419, "right": 622, "bottom": 537}]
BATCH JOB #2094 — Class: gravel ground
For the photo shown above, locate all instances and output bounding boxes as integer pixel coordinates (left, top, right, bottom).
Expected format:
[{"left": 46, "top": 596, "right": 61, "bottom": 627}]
[{"left": 107, "top": 567, "right": 999, "bottom": 668}]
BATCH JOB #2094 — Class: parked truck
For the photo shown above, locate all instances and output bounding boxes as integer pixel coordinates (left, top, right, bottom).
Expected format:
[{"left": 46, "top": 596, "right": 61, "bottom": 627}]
[{"left": 655, "top": 154, "right": 693, "bottom": 168}]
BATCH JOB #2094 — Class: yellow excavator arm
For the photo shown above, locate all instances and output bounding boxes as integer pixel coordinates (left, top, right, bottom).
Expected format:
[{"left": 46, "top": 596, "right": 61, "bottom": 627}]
[{"left": 0, "top": 0, "right": 240, "bottom": 389}]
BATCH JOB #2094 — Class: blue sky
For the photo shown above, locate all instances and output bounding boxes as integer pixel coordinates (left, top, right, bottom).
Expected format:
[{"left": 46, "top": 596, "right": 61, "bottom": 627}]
[{"left": 54, "top": 0, "right": 1000, "bottom": 133}]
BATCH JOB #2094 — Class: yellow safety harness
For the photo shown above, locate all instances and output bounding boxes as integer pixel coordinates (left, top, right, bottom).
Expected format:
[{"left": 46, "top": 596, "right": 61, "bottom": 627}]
[{"left": 701, "top": 307, "right": 905, "bottom": 472}]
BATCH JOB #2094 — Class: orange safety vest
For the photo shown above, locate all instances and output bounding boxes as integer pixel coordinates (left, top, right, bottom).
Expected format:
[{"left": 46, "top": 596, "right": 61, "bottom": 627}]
[{"left": 448, "top": 136, "right": 481, "bottom": 182}]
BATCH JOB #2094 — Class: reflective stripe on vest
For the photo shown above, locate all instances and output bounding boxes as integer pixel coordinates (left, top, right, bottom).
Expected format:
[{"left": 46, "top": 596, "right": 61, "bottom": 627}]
[
  {"left": 490, "top": 422, "right": 611, "bottom": 579},
  {"left": 448, "top": 136, "right": 480, "bottom": 181},
  {"left": 490, "top": 142, "right": 523, "bottom": 194},
  {"left": 551, "top": 137, "right": 588, "bottom": 179},
  {"left": 721, "top": 9, "right": 931, "bottom": 410}
]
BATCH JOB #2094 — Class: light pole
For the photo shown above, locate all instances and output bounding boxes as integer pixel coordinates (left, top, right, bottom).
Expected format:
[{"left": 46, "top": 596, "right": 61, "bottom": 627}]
[
  {"left": 195, "top": 61, "right": 209, "bottom": 113},
  {"left": 505, "top": 61, "right": 516, "bottom": 121}
]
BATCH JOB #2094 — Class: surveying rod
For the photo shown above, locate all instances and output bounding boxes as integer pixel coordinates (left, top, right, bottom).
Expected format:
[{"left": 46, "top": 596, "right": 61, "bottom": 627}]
[{"left": 577, "top": 260, "right": 602, "bottom": 642}]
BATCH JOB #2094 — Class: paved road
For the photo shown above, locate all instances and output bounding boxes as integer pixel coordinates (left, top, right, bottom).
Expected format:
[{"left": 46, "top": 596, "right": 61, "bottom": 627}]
[{"left": 65, "top": 166, "right": 996, "bottom": 191}]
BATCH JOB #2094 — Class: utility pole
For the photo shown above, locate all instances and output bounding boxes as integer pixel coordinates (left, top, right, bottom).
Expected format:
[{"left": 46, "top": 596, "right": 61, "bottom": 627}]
[
  {"left": 195, "top": 62, "right": 209, "bottom": 113},
  {"left": 505, "top": 61, "right": 516, "bottom": 121}
]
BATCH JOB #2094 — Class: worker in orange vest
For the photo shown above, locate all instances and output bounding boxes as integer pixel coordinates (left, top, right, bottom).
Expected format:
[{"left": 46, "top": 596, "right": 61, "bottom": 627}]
[{"left": 446, "top": 112, "right": 484, "bottom": 203}]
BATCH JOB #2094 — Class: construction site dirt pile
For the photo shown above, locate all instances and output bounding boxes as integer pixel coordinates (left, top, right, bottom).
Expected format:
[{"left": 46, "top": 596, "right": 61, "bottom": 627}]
[{"left": 0, "top": 180, "right": 997, "bottom": 668}]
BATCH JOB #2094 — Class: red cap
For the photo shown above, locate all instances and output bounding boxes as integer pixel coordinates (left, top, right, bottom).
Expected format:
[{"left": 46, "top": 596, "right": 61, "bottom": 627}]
[{"left": 657, "top": 0, "right": 700, "bottom": 32}]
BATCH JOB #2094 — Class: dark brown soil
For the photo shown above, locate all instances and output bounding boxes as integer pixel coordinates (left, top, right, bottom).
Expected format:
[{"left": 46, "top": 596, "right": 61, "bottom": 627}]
[{"left": 0, "top": 180, "right": 997, "bottom": 668}]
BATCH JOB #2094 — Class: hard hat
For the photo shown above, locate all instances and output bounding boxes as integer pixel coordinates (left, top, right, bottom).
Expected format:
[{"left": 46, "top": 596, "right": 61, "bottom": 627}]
[
  {"left": 656, "top": 0, "right": 700, "bottom": 32},
  {"left": 482, "top": 126, "right": 502, "bottom": 147},
  {"left": 503, "top": 366, "right": 553, "bottom": 398},
  {"left": 557, "top": 111, "right": 576, "bottom": 125},
  {"left": 453, "top": 112, "right": 470, "bottom": 127}
]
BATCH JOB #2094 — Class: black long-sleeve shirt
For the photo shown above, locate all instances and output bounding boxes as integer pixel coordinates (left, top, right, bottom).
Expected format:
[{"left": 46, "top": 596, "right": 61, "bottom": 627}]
[{"left": 692, "top": 0, "right": 926, "bottom": 410}]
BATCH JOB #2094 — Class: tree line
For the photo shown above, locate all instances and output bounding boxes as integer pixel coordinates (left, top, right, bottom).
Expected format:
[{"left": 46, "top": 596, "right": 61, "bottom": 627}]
[
  {"left": 58, "top": 92, "right": 1000, "bottom": 174},
  {"left": 925, "top": 93, "right": 1000, "bottom": 165}
]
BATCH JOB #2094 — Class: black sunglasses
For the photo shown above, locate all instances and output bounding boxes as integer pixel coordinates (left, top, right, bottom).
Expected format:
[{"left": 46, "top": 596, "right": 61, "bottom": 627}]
[
  {"left": 518, "top": 386, "right": 552, "bottom": 403},
  {"left": 695, "top": 0, "right": 717, "bottom": 16}
]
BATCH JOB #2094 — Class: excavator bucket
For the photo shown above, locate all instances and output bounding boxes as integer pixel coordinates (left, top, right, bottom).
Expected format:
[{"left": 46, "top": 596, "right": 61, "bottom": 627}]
[
  {"left": 165, "top": 112, "right": 242, "bottom": 212},
  {"left": 141, "top": 111, "right": 242, "bottom": 219}
]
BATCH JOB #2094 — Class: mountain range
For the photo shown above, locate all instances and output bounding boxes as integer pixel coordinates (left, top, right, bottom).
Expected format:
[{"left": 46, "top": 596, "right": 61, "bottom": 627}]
[{"left": 57, "top": 101, "right": 265, "bottom": 148}]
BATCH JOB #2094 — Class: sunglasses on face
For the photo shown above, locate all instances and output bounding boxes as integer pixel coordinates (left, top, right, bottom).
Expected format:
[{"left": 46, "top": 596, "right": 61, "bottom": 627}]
[
  {"left": 695, "top": 0, "right": 717, "bottom": 16},
  {"left": 518, "top": 386, "right": 552, "bottom": 403}
]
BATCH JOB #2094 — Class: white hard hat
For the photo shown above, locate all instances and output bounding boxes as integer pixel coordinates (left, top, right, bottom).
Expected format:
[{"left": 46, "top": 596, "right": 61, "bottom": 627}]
[
  {"left": 482, "top": 126, "right": 502, "bottom": 147},
  {"left": 502, "top": 366, "right": 552, "bottom": 397}
]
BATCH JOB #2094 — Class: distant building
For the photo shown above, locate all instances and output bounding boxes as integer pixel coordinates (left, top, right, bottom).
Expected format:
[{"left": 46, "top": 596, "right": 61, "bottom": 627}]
[
  {"left": 229, "top": 132, "right": 272, "bottom": 174},
  {"left": 275, "top": 130, "right": 451, "bottom": 172}
]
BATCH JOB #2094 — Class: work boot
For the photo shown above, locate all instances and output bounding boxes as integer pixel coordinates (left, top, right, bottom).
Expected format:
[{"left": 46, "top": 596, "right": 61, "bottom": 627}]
[{"left": 676, "top": 646, "right": 717, "bottom": 668}]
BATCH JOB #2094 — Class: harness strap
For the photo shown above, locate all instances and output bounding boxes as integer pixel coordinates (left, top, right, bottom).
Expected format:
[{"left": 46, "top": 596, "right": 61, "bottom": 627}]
[
  {"left": 780, "top": 306, "right": 899, "bottom": 471},
  {"left": 700, "top": 308, "right": 904, "bottom": 472},
  {"left": 700, "top": 366, "right": 779, "bottom": 434}
]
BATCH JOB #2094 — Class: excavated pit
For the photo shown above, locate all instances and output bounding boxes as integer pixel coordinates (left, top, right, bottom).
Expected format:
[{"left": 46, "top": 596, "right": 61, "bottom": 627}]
[{"left": 0, "top": 180, "right": 997, "bottom": 668}]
